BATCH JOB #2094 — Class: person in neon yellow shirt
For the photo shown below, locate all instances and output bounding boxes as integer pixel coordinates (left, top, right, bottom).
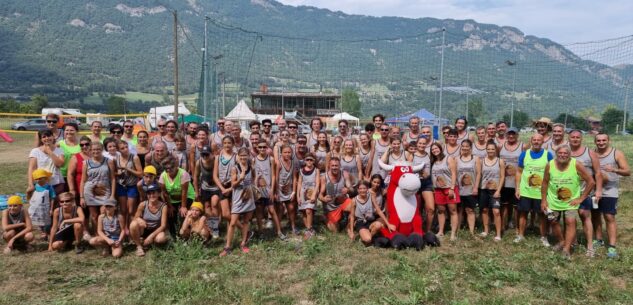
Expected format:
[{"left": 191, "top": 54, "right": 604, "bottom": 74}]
[{"left": 541, "top": 145, "right": 594, "bottom": 259}]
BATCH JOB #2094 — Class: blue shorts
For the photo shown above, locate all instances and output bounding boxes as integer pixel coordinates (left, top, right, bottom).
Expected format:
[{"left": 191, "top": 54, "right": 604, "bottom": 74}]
[
  {"left": 578, "top": 197, "right": 593, "bottom": 211},
  {"left": 256, "top": 198, "right": 273, "bottom": 206},
  {"left": 419, "top": 177, "right": 433, "bottom": 192},
  {"left": 116, "top": 184, "right": 139, "bottom": 198},
  {"left": 598, "top": 197, "right": 618, "bottom": 215},
  {"left": 518, "top": 197, "right": 541, "bottom": 213}
]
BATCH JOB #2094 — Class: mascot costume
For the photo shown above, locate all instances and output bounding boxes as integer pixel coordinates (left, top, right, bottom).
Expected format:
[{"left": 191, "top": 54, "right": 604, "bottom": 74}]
[{"left": 374, "top": 160, "right": 440, "bottom": 250}]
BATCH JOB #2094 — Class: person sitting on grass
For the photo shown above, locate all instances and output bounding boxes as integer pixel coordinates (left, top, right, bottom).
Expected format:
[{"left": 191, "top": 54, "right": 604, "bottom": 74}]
[
  {"left": 2, "top": 196, "right": 34, "bottom": 254},
  {"left": 89, "top": 198, "right": 125, "bottom": 258},
  {"left": 179, "top": 201, "right": 210, "bottom": 242},
  {"left": 48, "top": 192, "right": 86, "bottom": 254},
  {"left": 349, "top": 181, "right": 392, "bottom": 246},
  {"left": 130, "top": 183, "right": 169, "bottom": 257}
]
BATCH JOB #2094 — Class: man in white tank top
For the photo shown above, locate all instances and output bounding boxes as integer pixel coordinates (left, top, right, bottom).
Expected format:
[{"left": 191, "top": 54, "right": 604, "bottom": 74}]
[{"left": 402, "top": 116, "right": 421, "bottom": 150}]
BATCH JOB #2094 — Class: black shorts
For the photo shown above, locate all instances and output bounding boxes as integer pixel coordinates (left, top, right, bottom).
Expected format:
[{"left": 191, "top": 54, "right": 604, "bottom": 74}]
[
  {"left": 54, "top": 225, "right": 75, "bottom": 242},
  {"left": 460, "top": 195, "right": 478, "bottom": 209},
  {"left": 200, "top": 189, "right": 220, "bottom": 202},
  {"left": 420, "top": 177, "right": 433, "bottom": 192},
  {"left": 518, "top": 197, "right": 541, "bottom": 213},
  {"left": 479, "top": 189, "right": 500, "bottom": 209},
  {"left": 500, "top": 187, "right": 517, "bottom": 205},
  {"left": 598, "top": 197, "right": 618, "bottom": 215},
  {"left": 354, "top": 219, "right": 372, "bottom": 231},
  {"left": 256, "top": 198, "right": 273, "bottom": 206},
  {"left": 142, "top": 227, "right": 158, "bottom": 239}
]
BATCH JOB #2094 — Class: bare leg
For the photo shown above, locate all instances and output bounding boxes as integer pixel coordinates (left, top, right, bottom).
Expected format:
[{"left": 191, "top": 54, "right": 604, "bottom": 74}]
[
  {"left": 423, "top": 191, "right": 435, "bottom": 233},
  {"left": 579, "top": 209, "right": 594, "bottom": 251},
  {"left": 591, "top": 210, "right": 603, "bottom": 241},
  {"left": 481, "top": 208, "right": 490, "bottom": 235},
  {"left": 267, "top": 205, "right": 283, "bottom": 235},
  {"left": 437, "top": 205, "right": 446, "bottom": 235},
  {"left": 448, "top": 204, "right": 458, "bottom": 240},
  {"left": 518, "top": 212, "right": 527, "bottom": 237},
  {"left": 604, "top": 214, "right": 617, "bottom": 246},
  {"left": 466, "top": 207, "right": 476, "bottom": 234},
  {"left": 493, "top": 208, "right": 502, "bottom": 238},
  {"left": 562, "top": 217, "right": 577, "bottom": 254}
]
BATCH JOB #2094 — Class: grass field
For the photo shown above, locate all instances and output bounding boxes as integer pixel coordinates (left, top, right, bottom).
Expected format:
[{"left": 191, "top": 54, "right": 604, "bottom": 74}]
[{"left": 0, "top": 135, "right": 632, "bottom": 304}]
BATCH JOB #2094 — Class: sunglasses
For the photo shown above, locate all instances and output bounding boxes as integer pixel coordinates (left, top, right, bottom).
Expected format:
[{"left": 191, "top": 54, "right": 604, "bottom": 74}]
[
  {"left": 217, "top": 122, "right": 225, "bottom": 126},
  {"left": 263, "top": 124, "right": 272, "bottom": 127},
  {"left": 112, "top": 131, "right": 122, "bottom": 134},
  {"left": 339, "top": 125, "right": 347, "bottom": 128},
  {"left": 201, "top": 153, "right": 211, "bottom": 157},
  {"left": 288, "top": 126, "right": 297, "bottom": 129},
  {"left": 380, "top": 129, "right": 389, "bottom": 132},
  {"left": 305, "top": 159, "right": 315, "bottom": 162},
  {"left": 158, "top": 124, "right": 165, "bottom": 128},
  {"left": 124, "top": 125, "right": 133, "bottom": 128},
  {"left": 80, "top": 143, "right": 91, "bottom": 147},
  {"left": 60, "top": 199, "right": 73, "bottom": 204},
  {"left": 297, "top": 141, "right": 307, "bottom": 144},
  {"left": 164, "top": 166, "right": 173, "bottom": 171},
  {"left": 258, "top": 146, "right": 267, "bottom": 149},
  {"left": 47, "top": 120, "right": 58, "bottom": 124}
]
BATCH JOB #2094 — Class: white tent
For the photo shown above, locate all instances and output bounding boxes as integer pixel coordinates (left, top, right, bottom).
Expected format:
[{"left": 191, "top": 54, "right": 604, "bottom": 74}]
[
  {"left": 328, "top": 112, "right": 360, "bottom": 127},
  {"left": 225, "top": 100, "right": 257, "bottom": 121},
  {"left": 148, "top": 103, "right": 191, "bottom": 128}
]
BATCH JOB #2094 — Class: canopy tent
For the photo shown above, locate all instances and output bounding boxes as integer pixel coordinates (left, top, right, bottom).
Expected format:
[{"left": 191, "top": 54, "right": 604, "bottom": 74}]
[
  {"left": 225, "top": 100, "right": 257, "bottom": 121},
  {"left": 256, "top": 114, "right": 283, "bottom": 123},
  {"left": 148, "top": 103, "right": 191, "bottom": 128},
  {"left": 386, "top": 108, "right": 448, "bottom": 126},
  {"left": 179, "top": 114, "right": 205, "bottom": 124},
  {"left": 326, "top": 112, "right": 360, "bottom": 129}
]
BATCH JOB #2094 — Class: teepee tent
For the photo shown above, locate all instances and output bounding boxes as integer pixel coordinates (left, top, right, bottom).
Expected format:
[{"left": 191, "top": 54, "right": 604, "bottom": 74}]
[{"left": 225, "top": 100, "right": 257, "bottom": 122}]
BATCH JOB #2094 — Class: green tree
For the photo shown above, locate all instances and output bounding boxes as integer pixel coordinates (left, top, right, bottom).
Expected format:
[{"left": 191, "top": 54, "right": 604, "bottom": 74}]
[
  {"left": 467, "top": 98, "right": 484, "bottom": 126},
  {"left": 601, "top": 105, "right": 626, "bottom": 133},
  {"left": 30, "top": 94, "right": 48, "bottom": 113},
  {"left": 502, "top": 110, "right": 530, "bottom": 128},
  {"left": 106, "top": 96, "right": 127, "bottom": 114},
  {"left": 553, "top": 113, "right": 590, "bottom": 131},
  {"left": 341, "top": 88, "right": 361, "bottom": 117}
]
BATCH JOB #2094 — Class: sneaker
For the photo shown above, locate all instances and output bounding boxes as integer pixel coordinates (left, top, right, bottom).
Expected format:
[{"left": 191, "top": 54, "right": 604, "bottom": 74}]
[
  {"left": 607, "top": 247, "right": 618, "bottom": 259},
  {"left": 82, "top": 232, "right": 92, "bottom": 242},
  {"left": 552, "top": 243, "right": 563, "bottom": 252},
  {"left": 303, "top": 230, "right": 314, "bottom": 240},
  {"left": 265, "top": 220, "right": 273, "bottom": 229},
  {"left": 586, "top": 248, "right": 595, "bottom": 258},
  {"left": 507, "top": 221, "right": 515, "bottom": 229},
  {"left": 562, "top": 251, "right": 572, "bottom": 260},
  {"left": 540, "top": 236, "right": 551, "bottom": 248},
  {"left": 592, "top": 239, "right": 604, "bottom": 249},
  {"left": 278, "top": 232, "right": 288, "bottom": 241},
  {"left": 513, "top": 235, "right": 525, "bottom": 243},
  {"left": 479, "top": 232, "right": 488, "bottom": 238},
  {"left": 212, "top": 229, "right": 220, "bottom": 239},
  {"left": 75, "top": 245, "right": 85, "bottom": 254},
  {"left": 292, "top": 228, "right": 301, "bottom": 235},
  {"left": 494, "top": 236, "right": 502, "bottom": 242}
]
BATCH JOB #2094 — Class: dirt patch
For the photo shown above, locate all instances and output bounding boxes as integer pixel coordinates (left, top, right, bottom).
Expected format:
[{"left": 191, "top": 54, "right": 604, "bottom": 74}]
[{"left": 0, "top": 143, "right": 31, "bottom": 164}]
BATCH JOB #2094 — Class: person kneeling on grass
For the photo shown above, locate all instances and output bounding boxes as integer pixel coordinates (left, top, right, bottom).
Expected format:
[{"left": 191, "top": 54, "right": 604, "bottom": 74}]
[
  {"left": 319, "top": 157, "right": 353, "bottom": 233},
  {"left": 2, "top": 196, "right": 34, "bottom": 254},
  {"left": 179, "top": 201, "right": 210, "bottom": 242},
  {"left": 130, "top": 184, "right": 169, "bottom": 257},
  {"left": 220, "top": 148, "right": 256, "bottom": 257},
  {"left": 89, "top": 199, "right": 125, "bottom": 258},
  {"left": 541, "top": 145, "right": 595, "bottom": 259},
  {"left": 349, "top": 181, "right": 393, "bottom": 246},
  {"left": 49, "top": 192, "right": 86, "bottom": 254}
]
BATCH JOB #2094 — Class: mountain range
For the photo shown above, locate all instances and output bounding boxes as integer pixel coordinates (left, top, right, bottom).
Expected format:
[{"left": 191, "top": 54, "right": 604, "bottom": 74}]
[{"left": 0, "top": 0, "right": 631, "bottom": 118}]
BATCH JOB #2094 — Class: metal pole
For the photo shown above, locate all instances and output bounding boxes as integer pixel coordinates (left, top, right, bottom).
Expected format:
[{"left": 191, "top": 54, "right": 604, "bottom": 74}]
[
  {"left": 465, "top": 72, "right": 470, "bottom": 121},
  {"left": 511, "top": 67, "right": 516, "bottom": 128},
  {"left": 221, "top": 74, "right": 226, "bottom": 118},
  {"left": 281, "top": 87, "right": 285, "bottom": 118},
  {"left": 202, "top": 16, "right": 209, "bottom": 122},
  {"left": 173, "top": 11, "right": 179, "bottom": 119},
  {"left": 623, "top": 83, "right": 630, "bottom": 134},
  {"left": 438, "top": 28, "right": 446, "bottom": 130}
]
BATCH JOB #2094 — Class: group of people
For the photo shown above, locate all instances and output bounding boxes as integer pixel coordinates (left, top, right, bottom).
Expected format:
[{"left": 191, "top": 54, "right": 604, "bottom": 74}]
[{"left": 2, "top": 112, "right": 629, "bottom": 259}]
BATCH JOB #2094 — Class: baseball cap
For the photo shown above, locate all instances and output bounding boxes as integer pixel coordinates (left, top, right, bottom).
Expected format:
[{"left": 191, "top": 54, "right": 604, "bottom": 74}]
[
  {"left": 144, "top": 165, "right": 157, "bottom": 175},
  {"left": 104, "top": 198, "right": 117, "bottom": 207},
  {"left": 507, "top": 127, "right": 519, "bottom": 134},
  {"left": 200, "top": 145, "right": 212, "bottom": 155},
  {"left": 191, "top": 201, "right": 204, "bottom": 211},
  {"left": 7, "top": 195, "right": 23, "bottom": 205},
  {"left": 145, "top": 183, "right": 160, "bottom": 193},
  {"left": 32, "top": 168, "right": 52, "bottom": 180}
]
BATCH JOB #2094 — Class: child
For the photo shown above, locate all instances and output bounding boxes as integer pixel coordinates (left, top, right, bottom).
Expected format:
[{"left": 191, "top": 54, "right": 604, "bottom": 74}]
[
  {"left": 192, "top": 146, "right": 221, "bottom": 239},
  {"left": 276, "top": 145, "right": 299, "bottom": 234},
  {"left": 137, "top": 166, "right": 158, "bottom": 202},
  {"left": 2, "top": 196, "right": 34, "bottom": 254},
  {"left": 297, "top": 153, "right": 320, "bottom": 240},
  {"left": 179, "top": 201, "right": 211, "bottom": 242},
  {"left": 253, "top": 140, "right": 285, "bottom": 240},
  {"left": 28, "top": 168, "right": 56, "bottom": 240},
  {"left": 89, "top": 198, "right": 125, "bottom": 258},
  {"left": 349, "top": 181, "right": 393, "bottom": 246},
  {"left": 49, "top": 192, "right": 86, "bottom": 254},
  {"left": 220, "top": 148, "right": 256, "bottom": 256}
]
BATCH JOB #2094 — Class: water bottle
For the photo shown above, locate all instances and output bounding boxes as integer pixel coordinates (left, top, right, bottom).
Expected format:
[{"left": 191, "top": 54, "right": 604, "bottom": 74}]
[{"left": 591, "top": 196, "right": 599, "bottom": 209}]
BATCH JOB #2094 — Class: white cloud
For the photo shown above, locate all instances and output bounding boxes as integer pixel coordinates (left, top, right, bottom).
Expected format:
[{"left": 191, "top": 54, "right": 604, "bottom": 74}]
[{"left": 277, "top": 0, "right": 633, "bottom": 44}]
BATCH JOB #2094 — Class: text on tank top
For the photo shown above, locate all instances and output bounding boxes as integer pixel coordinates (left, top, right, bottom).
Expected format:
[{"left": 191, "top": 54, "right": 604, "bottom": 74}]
[
  {"left": 481, "top": 158, "right": 501, "bottom": 190},
  {"left": 547, "top": 159, "right": 581, "bottom": 211},
  {"left": 499, "top": 142, "right": 523, "bottom": 188},
  {"left": 457, "top": 156, "right": 476, "bottom": 196},
  {"left": 432, "top": 157, "right": 453, "bottom": 189},
  {"left": 300, "top": 168, "right": 318, "bottom": 202}
]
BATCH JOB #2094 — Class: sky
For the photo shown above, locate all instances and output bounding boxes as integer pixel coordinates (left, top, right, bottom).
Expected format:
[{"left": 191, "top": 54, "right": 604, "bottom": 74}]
[{"left": 277, "top": 0, "right": 633, "bottom": 44}]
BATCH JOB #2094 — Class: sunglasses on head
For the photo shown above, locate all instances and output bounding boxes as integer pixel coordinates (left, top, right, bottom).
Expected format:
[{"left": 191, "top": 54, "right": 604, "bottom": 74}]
[{"left": 47, "top": 120, "right": 58, "bottom": 124}]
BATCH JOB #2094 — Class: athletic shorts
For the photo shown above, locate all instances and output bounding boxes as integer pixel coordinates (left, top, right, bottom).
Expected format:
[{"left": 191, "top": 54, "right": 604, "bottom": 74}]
[
  {"left": 354, "top": 218, "right": 373, "bottom": 231},
  {"left": 578, "top": 197, "right": 593, "bottom": 211},
  {"left": 500, "top": 187, "right": 518, "bottom": 205},
  {"left": 549, "top": 209, "right": 579, "bottom": 221},
  {"left": 219, "top": 190, "right": 232, "bottom": 201},
  {"left": 256, "top": 198, "right": 273, "bottom": 207},
  {"left": 479, "top": 189, "right": 501, "bottom": 209},
  {"left": 434, "top": 187, "right": 460, "bottom": 205},
  {"left": 420, "top": 177, "right": 434, "bottom": 192},
  {"left": 460, "top": 195, "right": 478, "bottom": 209},
  {"left": 326, "top": 198, "right": 352, "bottom": 225},
  {"left": 598, "top": 197, "right": 618, "bottom": 215},
  {"left": 518, "top": 197, "right": 542, "bottom": 213},
  {"left": 142, "top": 227, "right": 158, "bottom": 239},
  {"left": 200, "top": 189, "right": 220, "bottom": 202},
  {"left": 54, "top": 225, "right": 75, "bottom": 242},
  {"left": 116, "top": 184, "right": 139, "bottom": 198}
]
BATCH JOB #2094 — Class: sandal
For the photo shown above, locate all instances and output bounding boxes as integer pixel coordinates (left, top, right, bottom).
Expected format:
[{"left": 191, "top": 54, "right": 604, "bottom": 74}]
[
  {"left": 136, "top": 247, "right": 145, "bottom": 257},
  {"left": 240, "top": 244, "right": 250, "bottom": 254},
  {"left": 219, "top": 247, "right": 231, "bottom": 257}
]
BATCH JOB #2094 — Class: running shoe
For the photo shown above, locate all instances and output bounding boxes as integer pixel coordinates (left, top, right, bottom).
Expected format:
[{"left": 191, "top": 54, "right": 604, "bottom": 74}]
[
  {"left": 593, "top": 239, "right": 604, "bottom": 249},
  {"left": 212, "top": 229, "right": 220, "bottom": 239},
  {"left": 513, "top": 235, "right": 525, "bottom": 243},
  {"left": 607, "top": 247, "right": 618, "bottom": 259},
  {"left": 562, "top": 251, "right": 572, "bottom": 261},
  {"left": 265, "top": 220, "right": 273, "bottom": 229},
  {"left": 494, "top": 236, "right": 502, "bottom": 242},
  {"left": 479, "top": 232, "right": 488, "bottom": 238},
  {"left": 278, "top": 232, "right": 288, "bottom": 241},
  {"left": 75, "top": 245, "right": 85, "bottom": 254},
  {"left": 292, "top": 228, "right": 301, "bottom": 235},
  {"left": 540, "top": 236, "right": 551, "bottom": 247}
]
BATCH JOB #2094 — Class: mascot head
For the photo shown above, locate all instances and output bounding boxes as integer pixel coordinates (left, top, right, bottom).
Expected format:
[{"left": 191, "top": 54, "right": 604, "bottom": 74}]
[{"left": 398, "top": 172, "right": 421, "bottom": 197}]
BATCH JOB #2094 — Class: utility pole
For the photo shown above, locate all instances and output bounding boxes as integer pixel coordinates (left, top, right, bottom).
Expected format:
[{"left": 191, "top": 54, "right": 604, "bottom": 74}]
[
  {"left": 202, "top": 16, "right": 209, "bottom": 122},
  {"left": 173, "top": 11, "right": 179, "bottom": 119},
  {"left": 505, "top": 60, "right": 517, "bottom": 128},
  {"left": 438, "top": 28, "right": 446, "bottom": 130},
  {"left": 623, "top": 83, "right": 630, "bottom": 135},
  {"left": 465, "top": 72, "right": 470, "bottom": 122}
]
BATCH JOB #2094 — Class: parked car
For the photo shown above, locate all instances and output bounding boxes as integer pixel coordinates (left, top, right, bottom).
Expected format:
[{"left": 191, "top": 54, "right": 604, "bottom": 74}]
[{"left": 11, "top": 119, "right": 48, "bottom": 131}]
